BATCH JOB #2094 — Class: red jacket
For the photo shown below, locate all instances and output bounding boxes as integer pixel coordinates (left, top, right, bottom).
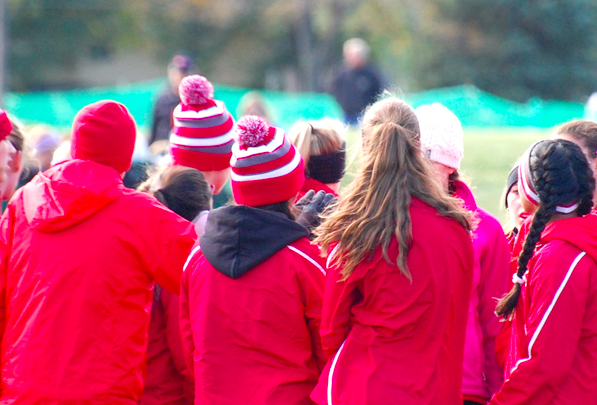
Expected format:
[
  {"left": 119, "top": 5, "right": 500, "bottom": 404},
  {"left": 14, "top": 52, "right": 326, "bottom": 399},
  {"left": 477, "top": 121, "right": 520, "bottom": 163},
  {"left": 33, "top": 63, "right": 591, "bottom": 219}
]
[
  {"left": 311, "top": 197, "right": 474, "bottom": 405},
  {"left": 490, "top": 213, "right": 597, "bottom": 404},
  {"left": 180, "top": 205, "right": 326, "bottom": 405},
  {"left": 0, "top": 159, "right": 196, "bottom": 404},
  {"left": 140, "top": 288, "right": 193, "bottom": 405},
  {"left": 454, "top": 181, "right": 510, "bottom": 402},
  {"left": 140, "top": 213, "right": 209, "bottom": 405}
]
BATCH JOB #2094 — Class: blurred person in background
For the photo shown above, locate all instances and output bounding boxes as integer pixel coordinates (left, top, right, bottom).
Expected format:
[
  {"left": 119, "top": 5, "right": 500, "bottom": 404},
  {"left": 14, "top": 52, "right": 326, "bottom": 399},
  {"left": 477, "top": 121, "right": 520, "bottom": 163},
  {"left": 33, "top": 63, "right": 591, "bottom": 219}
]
[
  {"left": 150, "top": 54, "right": 194, "bottom": 146},
  {"left": 139, "top": 166, "right": 212, "bottom": 405},
  {"left": 288, "top": 119, "right": 346, "bottom": 199},
  {"left": 237, "top": 91, "right": 274, "bottom": 125},
  {"left": 0, "top": 110, "right": 16, "bottom": 192},
  {"left": 330, "top": 38, "right": 386, "bottom": 125},
  {"left": 2, "top": 116, "right": 38, "bottom": 202},
  {"left": 169, "top": 74, "right": 234, "bottom": 208},
  {"left": 0, "top": 100, "right": 196, "bottom": 404},
  {"left": 29, "top": 125, "right": 61, "bottom": 172},
  {"left": 415, "top": 103, "right": 510, "bottom": 405}
]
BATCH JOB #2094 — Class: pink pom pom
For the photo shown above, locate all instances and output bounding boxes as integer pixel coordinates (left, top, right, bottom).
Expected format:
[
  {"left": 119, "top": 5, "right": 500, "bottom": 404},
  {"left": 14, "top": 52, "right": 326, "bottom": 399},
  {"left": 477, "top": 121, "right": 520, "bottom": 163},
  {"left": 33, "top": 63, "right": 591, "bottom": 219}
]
[
  {"left": 236, "top": 115, "right": 270, "bottom": 149},
  {"left": 0, "top": 109, "right": 13, "bottom": 141},
  {"left": 179, "top": 75, "right": 214, "bottom": 106}
]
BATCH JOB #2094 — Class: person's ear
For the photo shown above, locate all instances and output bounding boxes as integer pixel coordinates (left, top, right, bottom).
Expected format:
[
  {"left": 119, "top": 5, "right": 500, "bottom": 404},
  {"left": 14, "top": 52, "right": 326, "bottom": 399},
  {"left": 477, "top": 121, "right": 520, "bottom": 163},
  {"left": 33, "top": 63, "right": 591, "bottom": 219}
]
[{"left": 8, "top": 150, "right": 21, "bottom": 172}]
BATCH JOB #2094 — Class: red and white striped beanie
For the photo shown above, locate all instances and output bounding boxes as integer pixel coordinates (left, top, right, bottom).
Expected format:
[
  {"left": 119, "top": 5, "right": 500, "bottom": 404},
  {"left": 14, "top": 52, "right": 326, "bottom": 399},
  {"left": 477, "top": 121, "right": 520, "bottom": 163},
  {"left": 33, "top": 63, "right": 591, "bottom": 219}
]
[
  {"left": 170, "top": 75, "right": 235, "bottom": 171},
  {"left": 231, "top": 115, "right": 304, "bottom": 207}
]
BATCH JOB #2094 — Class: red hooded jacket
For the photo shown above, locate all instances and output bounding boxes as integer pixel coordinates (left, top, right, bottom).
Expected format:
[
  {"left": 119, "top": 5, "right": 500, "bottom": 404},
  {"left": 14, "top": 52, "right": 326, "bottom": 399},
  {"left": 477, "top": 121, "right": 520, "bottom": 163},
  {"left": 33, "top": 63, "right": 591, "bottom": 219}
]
[
  {"left": 180, "top": 205, "right": 326, "bottom": 405},
  {"left": 490, "top": 213, "right": 597, "bottom": 404},
  {"left": 310, "top": 197, "right": 474, "bottom": 405},
  {"left": 0, "top": 159, "right": 196, "bottom": 404}
]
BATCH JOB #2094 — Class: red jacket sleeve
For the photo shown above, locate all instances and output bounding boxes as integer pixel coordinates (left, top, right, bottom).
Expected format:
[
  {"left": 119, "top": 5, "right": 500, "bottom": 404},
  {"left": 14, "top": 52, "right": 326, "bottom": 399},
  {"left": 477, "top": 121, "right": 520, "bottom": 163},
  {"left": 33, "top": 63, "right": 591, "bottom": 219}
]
[
  {"left": 136, "top": 200, "right": 196, "bottom": 294},
  {"left": 290, "top": 244, "right": 327, "bottom": 371},
  {"left": 161, "top": 288, "right": 194, "bottom": 403},
  {"left": 489, "top": 250, "right": 589, "bottom": 405},
  {"left": 320, "top": 246, "right": 358, "bottom": 359},
  {"left": 477, "top": 213, "right": 510, "bottom": 395},
  {"left": 179, "top": 247, "right": 200, "bottom": 386},
  {"left": 0, "top": 205, "right": 13, "bottom": 395}
]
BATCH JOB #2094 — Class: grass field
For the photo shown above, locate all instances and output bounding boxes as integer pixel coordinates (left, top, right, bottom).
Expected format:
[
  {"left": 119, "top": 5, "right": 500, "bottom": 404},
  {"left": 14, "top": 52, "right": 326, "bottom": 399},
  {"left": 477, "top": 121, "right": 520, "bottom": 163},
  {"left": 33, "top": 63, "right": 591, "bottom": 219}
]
[{"left": 341, "top": 127, "right": 549, "bottom": 222}]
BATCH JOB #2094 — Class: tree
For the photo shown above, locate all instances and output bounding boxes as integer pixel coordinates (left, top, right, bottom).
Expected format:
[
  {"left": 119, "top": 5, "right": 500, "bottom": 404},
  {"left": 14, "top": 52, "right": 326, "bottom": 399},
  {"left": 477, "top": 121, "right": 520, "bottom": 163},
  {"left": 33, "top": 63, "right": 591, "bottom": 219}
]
[
  {"left": 411, "top": 0, "right": 597, "bottom": 102},
  {"left": 7, "top": 0, "right": 141, "bottom": 91}
]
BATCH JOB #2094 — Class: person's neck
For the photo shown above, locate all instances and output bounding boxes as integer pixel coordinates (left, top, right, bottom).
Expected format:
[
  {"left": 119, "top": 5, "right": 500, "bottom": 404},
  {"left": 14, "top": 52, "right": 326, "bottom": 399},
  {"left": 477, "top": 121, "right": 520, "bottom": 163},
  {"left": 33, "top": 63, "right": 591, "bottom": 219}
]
[{"left": 548, "top": 212, "right": 578, "bottom": 224}]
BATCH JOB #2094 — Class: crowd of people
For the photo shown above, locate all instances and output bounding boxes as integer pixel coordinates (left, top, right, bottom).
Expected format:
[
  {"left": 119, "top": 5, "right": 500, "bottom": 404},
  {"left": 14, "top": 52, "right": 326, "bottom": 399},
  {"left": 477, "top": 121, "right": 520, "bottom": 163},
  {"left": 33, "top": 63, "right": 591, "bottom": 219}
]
[{"left": 0, "top": 66, "right": 595, "bottom": 405}]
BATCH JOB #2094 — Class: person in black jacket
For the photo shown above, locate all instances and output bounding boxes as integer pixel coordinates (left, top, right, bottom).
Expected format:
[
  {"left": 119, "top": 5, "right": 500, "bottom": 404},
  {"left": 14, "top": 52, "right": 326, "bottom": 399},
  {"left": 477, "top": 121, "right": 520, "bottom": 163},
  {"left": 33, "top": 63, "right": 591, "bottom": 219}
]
[
  {"left": 149, "top": 54, "right": 194, "bottom": 146},
  {"left": 331, "top": 38, "right": 386, "bottom": 126}
]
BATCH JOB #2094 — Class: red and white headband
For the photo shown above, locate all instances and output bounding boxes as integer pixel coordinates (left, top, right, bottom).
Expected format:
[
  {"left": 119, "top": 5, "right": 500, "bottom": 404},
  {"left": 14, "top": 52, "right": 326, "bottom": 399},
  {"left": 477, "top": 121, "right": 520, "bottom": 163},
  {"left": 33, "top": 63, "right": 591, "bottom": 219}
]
[{"left": 518, "top": 140, "right": 580, "bottom": 214}]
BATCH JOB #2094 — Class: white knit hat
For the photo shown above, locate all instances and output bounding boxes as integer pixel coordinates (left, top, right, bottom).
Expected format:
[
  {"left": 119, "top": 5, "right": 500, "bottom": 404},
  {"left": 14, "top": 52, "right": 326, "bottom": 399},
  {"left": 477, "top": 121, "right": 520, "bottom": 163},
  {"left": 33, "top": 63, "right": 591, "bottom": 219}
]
[{"left": 414, "top": 103, "right": 463, "bottom": 170}]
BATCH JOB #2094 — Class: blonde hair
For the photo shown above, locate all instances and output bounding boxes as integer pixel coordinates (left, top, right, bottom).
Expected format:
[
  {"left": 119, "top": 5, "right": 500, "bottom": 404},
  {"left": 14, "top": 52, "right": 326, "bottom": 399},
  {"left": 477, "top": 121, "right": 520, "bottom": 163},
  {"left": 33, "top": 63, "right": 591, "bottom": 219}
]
[
  {"left": 314, "top": 97, "right": 472, "bottom": 280},
  {"left": 288, "top": 119, "right": 345, "bottom": 166}
]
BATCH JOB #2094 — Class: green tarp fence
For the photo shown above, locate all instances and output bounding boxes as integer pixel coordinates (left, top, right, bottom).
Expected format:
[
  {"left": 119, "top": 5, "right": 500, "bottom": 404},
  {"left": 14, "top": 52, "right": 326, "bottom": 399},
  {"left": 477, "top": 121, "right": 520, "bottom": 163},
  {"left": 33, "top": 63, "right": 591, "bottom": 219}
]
[{"left": 3, "top": 80, "right": 587, "bottom": 133}]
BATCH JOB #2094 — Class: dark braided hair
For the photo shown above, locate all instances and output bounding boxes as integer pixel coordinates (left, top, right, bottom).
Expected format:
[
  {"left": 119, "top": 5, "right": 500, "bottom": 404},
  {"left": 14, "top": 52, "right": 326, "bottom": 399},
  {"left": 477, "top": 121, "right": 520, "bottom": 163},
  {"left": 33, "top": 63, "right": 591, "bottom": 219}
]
[{"left": 495, "top": 139, "right": 595, "bottom": 318}]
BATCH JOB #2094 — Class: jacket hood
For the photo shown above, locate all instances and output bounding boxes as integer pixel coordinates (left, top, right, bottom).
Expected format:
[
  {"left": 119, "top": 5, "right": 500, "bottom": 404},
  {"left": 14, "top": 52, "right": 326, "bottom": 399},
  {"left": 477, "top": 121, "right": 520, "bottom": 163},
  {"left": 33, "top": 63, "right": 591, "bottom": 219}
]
[
  {"left": 452, "top": 180, "right": 477, "bottom": 212},
  {"left": 22, "top": 159, "right": 124, "bottom": 233},
  {"left": 540, "top": 212, "right": 597, "bottom": 262},
  {"left": 200, "top": 205, "right": 309, "bottom": 279}
]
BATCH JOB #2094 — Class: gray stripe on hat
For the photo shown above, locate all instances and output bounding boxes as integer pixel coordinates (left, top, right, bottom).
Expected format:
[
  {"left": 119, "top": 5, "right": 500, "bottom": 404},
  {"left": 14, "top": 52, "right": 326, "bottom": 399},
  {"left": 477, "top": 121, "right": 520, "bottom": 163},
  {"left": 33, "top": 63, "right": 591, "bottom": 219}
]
[
  {"left": 174, "top": 111, "right": 231, "bottom": 128},
  {"left": 173, "top": 141, "right": 234, "bottom": 154},
  {"left": 232, "top": 137, "right": 292, "bottom": 168}
]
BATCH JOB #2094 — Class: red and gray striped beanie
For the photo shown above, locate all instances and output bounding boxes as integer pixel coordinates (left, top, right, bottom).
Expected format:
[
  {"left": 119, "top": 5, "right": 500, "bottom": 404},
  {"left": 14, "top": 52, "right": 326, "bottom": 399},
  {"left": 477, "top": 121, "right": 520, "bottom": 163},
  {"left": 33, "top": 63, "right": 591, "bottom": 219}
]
[
  {"left": 231, "top": 115, "right": 304, "bottom": 207},
  {"left": 169, "top": 75, "right": 235, "bottom": 172}
]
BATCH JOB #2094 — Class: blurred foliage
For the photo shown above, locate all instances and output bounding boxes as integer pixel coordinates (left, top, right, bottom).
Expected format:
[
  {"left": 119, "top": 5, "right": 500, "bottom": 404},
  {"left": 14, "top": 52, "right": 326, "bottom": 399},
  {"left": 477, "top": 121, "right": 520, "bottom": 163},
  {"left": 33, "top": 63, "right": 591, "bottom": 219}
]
[
  {"left": 412, "top": 0, "right": 597, "bottom": 102},
  {"left": 6, "top": 0, "right": 597, "bottom": 102},
  {"left": 8, "top": 0, "right": 142, "bottom": 90}
]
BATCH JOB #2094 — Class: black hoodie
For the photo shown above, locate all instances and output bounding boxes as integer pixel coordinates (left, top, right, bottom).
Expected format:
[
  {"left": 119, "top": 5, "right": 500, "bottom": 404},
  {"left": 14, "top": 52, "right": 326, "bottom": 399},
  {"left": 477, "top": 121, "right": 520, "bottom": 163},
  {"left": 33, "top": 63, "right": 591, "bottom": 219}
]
[{"left": 200, "top": 205, "right": 309, "bottom": 279}]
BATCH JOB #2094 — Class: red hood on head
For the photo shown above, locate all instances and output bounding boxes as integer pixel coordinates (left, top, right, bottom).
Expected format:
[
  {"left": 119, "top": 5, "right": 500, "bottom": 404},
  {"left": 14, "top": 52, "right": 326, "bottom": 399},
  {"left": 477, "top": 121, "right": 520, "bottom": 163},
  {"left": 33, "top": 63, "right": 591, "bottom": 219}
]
[
  {"left": 540, "top": 212, "right": 597, "bottom": 262},
  {"left": 22, "top": 159, "right": 125, "bottom": 233}
]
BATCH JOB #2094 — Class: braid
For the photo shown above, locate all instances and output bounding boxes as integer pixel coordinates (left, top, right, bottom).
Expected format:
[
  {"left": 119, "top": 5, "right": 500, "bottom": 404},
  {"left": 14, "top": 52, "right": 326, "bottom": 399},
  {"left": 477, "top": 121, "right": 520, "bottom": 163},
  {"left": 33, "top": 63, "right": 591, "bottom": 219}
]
[
  {"left": 496, "top": 139, "right": 595, "bottom": 318},
  {"left": 495, "top": 193, "right": 556, "bottom": 317}
]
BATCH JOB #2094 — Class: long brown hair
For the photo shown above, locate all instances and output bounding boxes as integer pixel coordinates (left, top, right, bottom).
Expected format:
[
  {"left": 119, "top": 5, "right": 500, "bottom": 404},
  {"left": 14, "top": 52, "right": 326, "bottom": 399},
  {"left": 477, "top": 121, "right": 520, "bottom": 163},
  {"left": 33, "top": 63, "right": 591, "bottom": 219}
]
[{"left": 314, "top": 97, "right": 472, "bottom": 280}]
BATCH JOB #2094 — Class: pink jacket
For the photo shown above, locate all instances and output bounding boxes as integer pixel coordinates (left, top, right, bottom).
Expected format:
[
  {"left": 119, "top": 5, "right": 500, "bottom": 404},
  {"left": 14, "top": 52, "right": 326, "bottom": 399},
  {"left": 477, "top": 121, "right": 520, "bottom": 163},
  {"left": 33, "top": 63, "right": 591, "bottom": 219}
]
[{"left": 454, "top": 181, "right": 510, "bottom": 402}]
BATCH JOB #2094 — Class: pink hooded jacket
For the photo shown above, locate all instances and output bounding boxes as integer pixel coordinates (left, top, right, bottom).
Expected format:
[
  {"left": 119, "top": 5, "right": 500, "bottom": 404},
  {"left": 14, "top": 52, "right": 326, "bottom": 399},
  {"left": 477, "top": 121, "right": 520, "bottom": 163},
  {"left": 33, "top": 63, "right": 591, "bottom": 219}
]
[{"left": 454, "top": 181, "right": 510, "bottom": 403}]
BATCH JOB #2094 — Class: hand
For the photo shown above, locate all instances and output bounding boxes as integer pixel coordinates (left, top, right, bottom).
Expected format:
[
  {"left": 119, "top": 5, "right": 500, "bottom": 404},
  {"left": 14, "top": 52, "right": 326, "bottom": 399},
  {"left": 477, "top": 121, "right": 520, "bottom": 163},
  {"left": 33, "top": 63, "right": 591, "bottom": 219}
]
[{"left": 295, "top": 190, "right": 336, "bottom": 233}]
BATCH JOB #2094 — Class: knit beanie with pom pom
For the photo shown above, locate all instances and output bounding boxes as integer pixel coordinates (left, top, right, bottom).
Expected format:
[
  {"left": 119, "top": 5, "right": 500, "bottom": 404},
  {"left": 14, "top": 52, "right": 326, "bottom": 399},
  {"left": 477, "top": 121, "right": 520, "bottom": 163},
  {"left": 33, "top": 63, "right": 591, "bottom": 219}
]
[
  {"left": 170, "top": 75, "right": 235, "bottom": 172},
  {"left": 415, "top": 103, "right": 464, "bottom": 170},
  {"left": 230, "top": 115, "right": 304, "bottom": 207}
]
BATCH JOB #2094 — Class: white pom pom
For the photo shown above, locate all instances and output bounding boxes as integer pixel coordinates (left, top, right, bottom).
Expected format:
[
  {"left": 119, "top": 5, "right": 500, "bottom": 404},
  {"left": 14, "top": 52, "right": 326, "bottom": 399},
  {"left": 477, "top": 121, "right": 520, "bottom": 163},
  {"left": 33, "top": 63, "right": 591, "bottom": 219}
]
[
  {"left": 179, "top": 75, "right": 214, "bottom": 106},
  {"left": 236, "top": 115, "right": 270, "bottom": 149}
]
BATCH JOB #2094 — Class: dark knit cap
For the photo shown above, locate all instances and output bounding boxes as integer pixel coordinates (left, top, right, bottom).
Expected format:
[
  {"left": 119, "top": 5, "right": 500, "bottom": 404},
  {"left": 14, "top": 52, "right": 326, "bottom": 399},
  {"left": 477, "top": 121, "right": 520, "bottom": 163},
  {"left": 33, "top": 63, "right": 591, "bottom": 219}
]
[{"left": 504, "top": 165, "right": 519, "bottom": 208}]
